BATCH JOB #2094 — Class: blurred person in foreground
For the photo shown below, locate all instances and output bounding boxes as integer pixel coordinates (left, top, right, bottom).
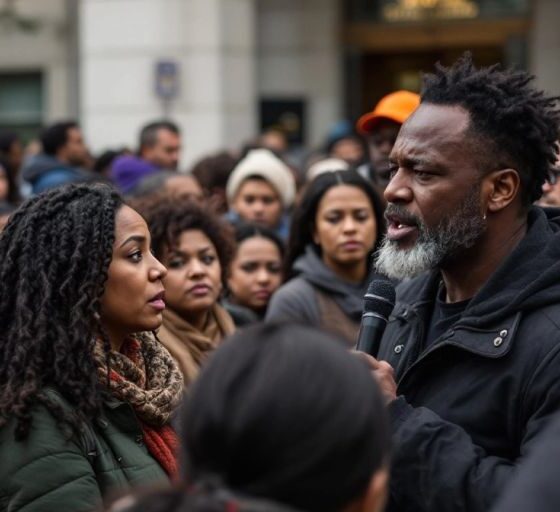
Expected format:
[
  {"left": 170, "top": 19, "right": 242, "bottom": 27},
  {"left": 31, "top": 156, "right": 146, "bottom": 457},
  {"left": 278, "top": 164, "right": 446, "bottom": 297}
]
[
  {"left": 109, "top": 323, "right": 391, "bottom": 512},
  {"left": 21, "top": 121, "right": 94, "bottom": 194},
  {"left": 226, "top": 148, "right": 296, "bottom": 239},
  {"left": 357, "top": 90, "right": 420, "bottom": 189},
  {"left": 0, "top": 184, "right": 183, "bottom": 511},
  {"left": 137, "top": 197, "right": 235, "bottom": 387},
  {"left": 267, "top": 170, "right": 385, "bottom": 344},
  {"left": 368, "top": 54, "right": 560, "bottom": 512},
  {"left": 111, "top": 120, "right": 182, "bottom": 194},
  {"left": 224, "top": 223, "right": 284, "bottom": 326}
]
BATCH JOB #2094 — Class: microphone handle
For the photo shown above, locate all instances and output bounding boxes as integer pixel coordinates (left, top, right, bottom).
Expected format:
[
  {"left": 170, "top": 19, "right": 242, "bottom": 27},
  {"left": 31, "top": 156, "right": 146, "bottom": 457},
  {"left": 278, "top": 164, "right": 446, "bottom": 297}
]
[{"left": 356, "top": 314, "right": 388, "bottom": 358}]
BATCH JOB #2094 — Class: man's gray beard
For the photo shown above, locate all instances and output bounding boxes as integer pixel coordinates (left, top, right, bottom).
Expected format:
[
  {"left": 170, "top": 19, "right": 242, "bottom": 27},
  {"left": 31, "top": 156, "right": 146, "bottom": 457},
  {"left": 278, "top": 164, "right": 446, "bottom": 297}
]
[{"left": 375, "top": 188, "right": 487, "bottom": 280}]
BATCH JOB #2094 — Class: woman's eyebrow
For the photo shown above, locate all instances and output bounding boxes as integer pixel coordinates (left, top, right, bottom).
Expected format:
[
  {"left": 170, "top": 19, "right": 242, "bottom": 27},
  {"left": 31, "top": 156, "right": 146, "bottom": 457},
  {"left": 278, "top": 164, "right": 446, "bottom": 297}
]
[{"left": 119, "top": 235, "right": 146, "bottom": 248}]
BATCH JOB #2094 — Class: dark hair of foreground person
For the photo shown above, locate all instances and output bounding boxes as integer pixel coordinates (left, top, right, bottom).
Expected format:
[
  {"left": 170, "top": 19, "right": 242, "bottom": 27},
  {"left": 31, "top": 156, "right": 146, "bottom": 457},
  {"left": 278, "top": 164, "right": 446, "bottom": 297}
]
[{"left": 110, "top": 323, "right": 391, "bottom": 512}]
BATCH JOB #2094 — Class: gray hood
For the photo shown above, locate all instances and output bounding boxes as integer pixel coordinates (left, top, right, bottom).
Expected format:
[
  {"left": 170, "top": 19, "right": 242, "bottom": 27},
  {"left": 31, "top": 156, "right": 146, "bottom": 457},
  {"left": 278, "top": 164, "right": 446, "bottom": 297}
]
[{"left": 293, "top": 245, "right": 374, "bottom": 319}]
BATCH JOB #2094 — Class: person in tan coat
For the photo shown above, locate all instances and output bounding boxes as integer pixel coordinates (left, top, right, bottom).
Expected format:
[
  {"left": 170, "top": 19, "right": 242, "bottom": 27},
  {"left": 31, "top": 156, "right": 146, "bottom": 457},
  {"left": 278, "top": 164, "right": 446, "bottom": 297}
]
[{"left": 137, "top": 195, "right": 236, "bottom": 386}]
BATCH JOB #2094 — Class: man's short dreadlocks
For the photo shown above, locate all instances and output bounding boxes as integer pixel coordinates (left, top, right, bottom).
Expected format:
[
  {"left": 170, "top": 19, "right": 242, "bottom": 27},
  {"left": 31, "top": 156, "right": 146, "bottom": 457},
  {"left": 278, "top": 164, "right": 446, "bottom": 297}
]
[{"left": 421, "top": 53, "right": 560, "bottom": 205}]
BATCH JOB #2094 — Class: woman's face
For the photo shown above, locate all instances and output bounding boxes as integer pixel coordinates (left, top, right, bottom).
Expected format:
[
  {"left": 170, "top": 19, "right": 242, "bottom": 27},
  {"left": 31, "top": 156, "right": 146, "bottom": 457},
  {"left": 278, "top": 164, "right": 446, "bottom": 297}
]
[
  {"left": 232, "top": 179, "right": 283, "bottom": 229},
  {"left": 313, "top": 184, "right": 377, "bottom": 271},
  {"left": 228, "top": 236, "right": 283, "bottom": 312},
  {"left": 0, "top": 165, "right": 9, "bottom": 201},
  {"left": 162, "top": 229, "right": 223, "bottom": 321},
  {"left": 100, "top": 205, "right": 167, "bottom": 343}
]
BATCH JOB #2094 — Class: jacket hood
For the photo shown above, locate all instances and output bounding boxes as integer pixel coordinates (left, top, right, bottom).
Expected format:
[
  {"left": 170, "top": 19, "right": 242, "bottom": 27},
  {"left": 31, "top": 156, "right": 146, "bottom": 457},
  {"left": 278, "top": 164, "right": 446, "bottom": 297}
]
[
  {"left": 403, "top": 207, "right": 560, "bottom": 328},
  {"left": 21, "top": 153, "right": 75, "bottom": 182},
  {"left": 293, "top": 245, "right": 374, "bottom": 318}
]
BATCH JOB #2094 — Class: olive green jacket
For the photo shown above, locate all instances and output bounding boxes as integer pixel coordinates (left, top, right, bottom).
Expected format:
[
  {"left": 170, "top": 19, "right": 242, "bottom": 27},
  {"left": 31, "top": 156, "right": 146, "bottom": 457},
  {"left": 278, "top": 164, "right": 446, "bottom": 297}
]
[{"left": 0, "top": 390, "right": 168, "bottom": 512}]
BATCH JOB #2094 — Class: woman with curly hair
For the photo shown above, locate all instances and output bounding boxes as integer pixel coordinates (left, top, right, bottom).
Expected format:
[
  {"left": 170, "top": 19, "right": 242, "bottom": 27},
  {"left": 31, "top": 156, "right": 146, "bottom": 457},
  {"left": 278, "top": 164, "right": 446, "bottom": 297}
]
[
  {"left": 0, "top": 183, "right": 183, "bottom": 512},
  {"left": 136, "top": 196, "right": 235, "bottom": 387}
]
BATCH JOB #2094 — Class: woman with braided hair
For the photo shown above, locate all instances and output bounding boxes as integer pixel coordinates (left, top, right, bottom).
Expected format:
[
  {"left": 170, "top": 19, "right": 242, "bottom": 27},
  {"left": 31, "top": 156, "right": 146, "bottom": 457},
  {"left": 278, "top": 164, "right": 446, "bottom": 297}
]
[{"left": 0, "top": 183, "right": 184, "bottom": 511}]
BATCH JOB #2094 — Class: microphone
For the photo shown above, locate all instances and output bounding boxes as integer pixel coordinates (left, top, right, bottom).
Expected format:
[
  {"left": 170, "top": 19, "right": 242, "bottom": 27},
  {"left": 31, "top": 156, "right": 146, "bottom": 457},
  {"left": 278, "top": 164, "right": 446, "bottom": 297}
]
[{"left": 356, "top": 276, "right": 396, "bottom": 358}]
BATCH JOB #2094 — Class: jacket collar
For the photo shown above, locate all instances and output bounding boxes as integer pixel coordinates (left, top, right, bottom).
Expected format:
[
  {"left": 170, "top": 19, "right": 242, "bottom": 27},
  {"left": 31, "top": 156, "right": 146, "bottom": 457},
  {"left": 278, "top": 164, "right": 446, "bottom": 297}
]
[{"left": 393, "top": 272, "right": 522, "bottom": 358}]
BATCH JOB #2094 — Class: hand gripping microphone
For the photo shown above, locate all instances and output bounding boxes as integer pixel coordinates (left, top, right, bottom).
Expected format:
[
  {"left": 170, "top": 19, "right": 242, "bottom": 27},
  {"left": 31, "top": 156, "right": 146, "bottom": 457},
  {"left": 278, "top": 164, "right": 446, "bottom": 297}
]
[{"left": 356, "top": 276, "right": 396, "bottom": 358}]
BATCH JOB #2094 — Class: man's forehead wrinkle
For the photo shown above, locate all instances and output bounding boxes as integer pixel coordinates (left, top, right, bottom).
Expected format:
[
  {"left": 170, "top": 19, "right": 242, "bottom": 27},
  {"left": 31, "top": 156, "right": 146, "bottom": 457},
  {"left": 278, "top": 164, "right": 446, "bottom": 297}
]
[
  {"left": 391, "top": 134, "right": 439, "bottom": 164},
  {"left": 393, "top": 118, "right": 469, "bottom": 164}
]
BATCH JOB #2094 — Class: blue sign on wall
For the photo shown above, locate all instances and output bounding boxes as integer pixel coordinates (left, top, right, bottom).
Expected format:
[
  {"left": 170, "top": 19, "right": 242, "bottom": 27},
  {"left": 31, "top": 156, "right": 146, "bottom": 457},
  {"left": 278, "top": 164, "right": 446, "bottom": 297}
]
[{"left": 155, "top": 60, "right": 179, "bottom": 100}]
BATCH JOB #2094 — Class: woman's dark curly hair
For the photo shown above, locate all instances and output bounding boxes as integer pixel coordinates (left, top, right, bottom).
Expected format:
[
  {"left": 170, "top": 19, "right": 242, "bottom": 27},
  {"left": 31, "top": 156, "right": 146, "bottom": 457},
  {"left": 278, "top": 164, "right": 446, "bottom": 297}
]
[
  {"left": 133, "top": 194, "right": 235, "bottom": 284},
  {"left": 284, "top": 170, "right": 385, "bottom": 280},
  {"left": 0, "top": 183, "right": 123, "bottom": 440},
  {"left": 421, "top": 52, "right": 560, "bottom": 206}
]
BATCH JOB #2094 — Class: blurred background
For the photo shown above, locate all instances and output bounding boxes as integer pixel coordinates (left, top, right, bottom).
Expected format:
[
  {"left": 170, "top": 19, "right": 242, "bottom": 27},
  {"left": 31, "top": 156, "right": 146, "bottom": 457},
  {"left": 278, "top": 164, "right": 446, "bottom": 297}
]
[{"left": 0, "top": 0, "right": 557, "bottom": 167}]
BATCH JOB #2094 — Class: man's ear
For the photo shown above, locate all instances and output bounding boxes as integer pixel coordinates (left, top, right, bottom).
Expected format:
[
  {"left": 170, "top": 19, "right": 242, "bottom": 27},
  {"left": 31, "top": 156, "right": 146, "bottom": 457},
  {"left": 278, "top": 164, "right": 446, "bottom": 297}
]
[{"left": 482, "top": 168, "right": 520, "bottom": 213}]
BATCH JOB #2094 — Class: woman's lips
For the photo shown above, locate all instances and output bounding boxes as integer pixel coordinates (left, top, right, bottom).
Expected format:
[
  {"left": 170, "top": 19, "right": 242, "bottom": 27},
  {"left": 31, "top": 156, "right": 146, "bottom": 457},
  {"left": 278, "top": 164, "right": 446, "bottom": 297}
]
[
  {"left": 340, "top": 241, "right": 363, "bottom": 251},
  {"left": 188, "top": 284, "right": 212, "bottom": 297},
  {"left": 148, "top": 291, "right": 166, "bottom": 311},
  {"left": 253, "top": 289, "right": 272, "bottom": 300}
]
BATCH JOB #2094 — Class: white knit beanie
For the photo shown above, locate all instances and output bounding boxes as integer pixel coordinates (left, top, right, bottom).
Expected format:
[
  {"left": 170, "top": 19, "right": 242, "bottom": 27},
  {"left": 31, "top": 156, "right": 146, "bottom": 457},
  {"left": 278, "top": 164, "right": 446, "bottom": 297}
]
[{"left": 226, "top": 149, "right": 296, "bottom": 208}]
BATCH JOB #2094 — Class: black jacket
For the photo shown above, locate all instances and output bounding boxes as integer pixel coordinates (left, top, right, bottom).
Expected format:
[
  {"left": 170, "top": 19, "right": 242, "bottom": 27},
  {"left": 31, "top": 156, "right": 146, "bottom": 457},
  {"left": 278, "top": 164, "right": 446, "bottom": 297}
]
[
  {"left": 378, "top": 207, "right": 560, "bottom": 512},
  {"left": 490, "top": 410, "right": 560, "bottom": 512}
]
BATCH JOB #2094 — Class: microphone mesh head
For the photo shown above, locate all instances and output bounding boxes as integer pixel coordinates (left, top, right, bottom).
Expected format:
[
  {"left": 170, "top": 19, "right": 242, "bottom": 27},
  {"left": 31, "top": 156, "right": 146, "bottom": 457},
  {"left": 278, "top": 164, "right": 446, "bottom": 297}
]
[{"left": 363, "top": 276, "right": 396, "bottom": 320}]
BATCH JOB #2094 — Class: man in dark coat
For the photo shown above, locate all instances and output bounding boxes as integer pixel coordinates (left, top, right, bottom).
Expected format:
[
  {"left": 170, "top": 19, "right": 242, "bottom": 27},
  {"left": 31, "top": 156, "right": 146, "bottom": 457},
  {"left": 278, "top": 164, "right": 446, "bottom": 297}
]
[{"left": 367, "top": 54, "right": 560, "bottom": 512}]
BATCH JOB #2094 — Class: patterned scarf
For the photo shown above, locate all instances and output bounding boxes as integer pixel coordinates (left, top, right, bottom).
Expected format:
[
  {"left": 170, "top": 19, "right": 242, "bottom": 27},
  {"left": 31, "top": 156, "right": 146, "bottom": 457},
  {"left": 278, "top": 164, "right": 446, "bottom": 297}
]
[{"left": 94, "top": 333, "right": 184, "bottom": 477}]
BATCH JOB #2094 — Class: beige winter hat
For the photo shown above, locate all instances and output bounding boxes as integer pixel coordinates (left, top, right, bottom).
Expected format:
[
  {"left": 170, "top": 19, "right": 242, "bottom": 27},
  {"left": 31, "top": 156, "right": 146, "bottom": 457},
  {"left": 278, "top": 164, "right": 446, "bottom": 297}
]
[{"left": 226, "top": 149, "right": 296, "bottom": 208}]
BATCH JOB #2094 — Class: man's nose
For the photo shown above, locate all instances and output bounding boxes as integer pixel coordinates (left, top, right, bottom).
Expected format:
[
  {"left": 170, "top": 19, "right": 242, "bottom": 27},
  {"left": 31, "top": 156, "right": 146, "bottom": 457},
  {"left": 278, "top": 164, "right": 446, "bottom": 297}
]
[{"left": 384, "top": 169, "right": 413, "bottom": 204}]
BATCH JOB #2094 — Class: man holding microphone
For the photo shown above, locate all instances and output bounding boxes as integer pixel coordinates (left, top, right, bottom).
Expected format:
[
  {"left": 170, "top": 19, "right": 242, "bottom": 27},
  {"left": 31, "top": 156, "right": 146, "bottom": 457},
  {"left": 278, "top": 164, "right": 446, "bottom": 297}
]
[{"left": 362, "top": 54, "right": 560, "bottom": 512}]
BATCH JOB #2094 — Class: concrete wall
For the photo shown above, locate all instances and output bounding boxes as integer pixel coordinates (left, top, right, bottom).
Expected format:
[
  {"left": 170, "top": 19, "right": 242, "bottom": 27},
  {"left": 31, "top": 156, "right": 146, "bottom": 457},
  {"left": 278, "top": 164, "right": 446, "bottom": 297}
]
[
  {"left": 79, "top": 0, "right": 257, "bottom": 167},
  {"left": 256, "top": 0, "right": 342, "bottom": 148},
  {"left": 0, "top": 0, "right": 74, "bottom": 121}
]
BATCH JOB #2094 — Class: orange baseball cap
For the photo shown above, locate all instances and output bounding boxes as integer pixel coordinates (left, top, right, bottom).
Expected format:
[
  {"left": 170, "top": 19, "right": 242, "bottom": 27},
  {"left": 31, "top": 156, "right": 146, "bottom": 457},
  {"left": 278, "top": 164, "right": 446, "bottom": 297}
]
[{"left": 357, "top": 90, "right": 420, "bottom": 135}]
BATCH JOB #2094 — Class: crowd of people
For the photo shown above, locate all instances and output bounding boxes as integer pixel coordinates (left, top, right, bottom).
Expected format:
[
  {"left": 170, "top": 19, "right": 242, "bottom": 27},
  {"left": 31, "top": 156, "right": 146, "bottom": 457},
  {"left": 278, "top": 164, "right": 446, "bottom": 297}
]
[{"left": 2, "top": 52, "right": 560, "bottom": 512}]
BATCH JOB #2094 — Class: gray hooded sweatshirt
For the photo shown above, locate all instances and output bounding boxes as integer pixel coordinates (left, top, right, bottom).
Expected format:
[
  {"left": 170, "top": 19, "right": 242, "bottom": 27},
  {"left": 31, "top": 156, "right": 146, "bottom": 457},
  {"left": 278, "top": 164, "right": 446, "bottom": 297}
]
[{"left": 266, "top": 246, "right": 373, "bottom": 327}]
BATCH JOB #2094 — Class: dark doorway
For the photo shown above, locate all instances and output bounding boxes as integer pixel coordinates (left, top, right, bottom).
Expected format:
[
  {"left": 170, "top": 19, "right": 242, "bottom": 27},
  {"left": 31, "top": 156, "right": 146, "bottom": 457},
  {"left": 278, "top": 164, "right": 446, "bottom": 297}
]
[{"left": 352, "top": 47, "right": 503, "bottom": 120}]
